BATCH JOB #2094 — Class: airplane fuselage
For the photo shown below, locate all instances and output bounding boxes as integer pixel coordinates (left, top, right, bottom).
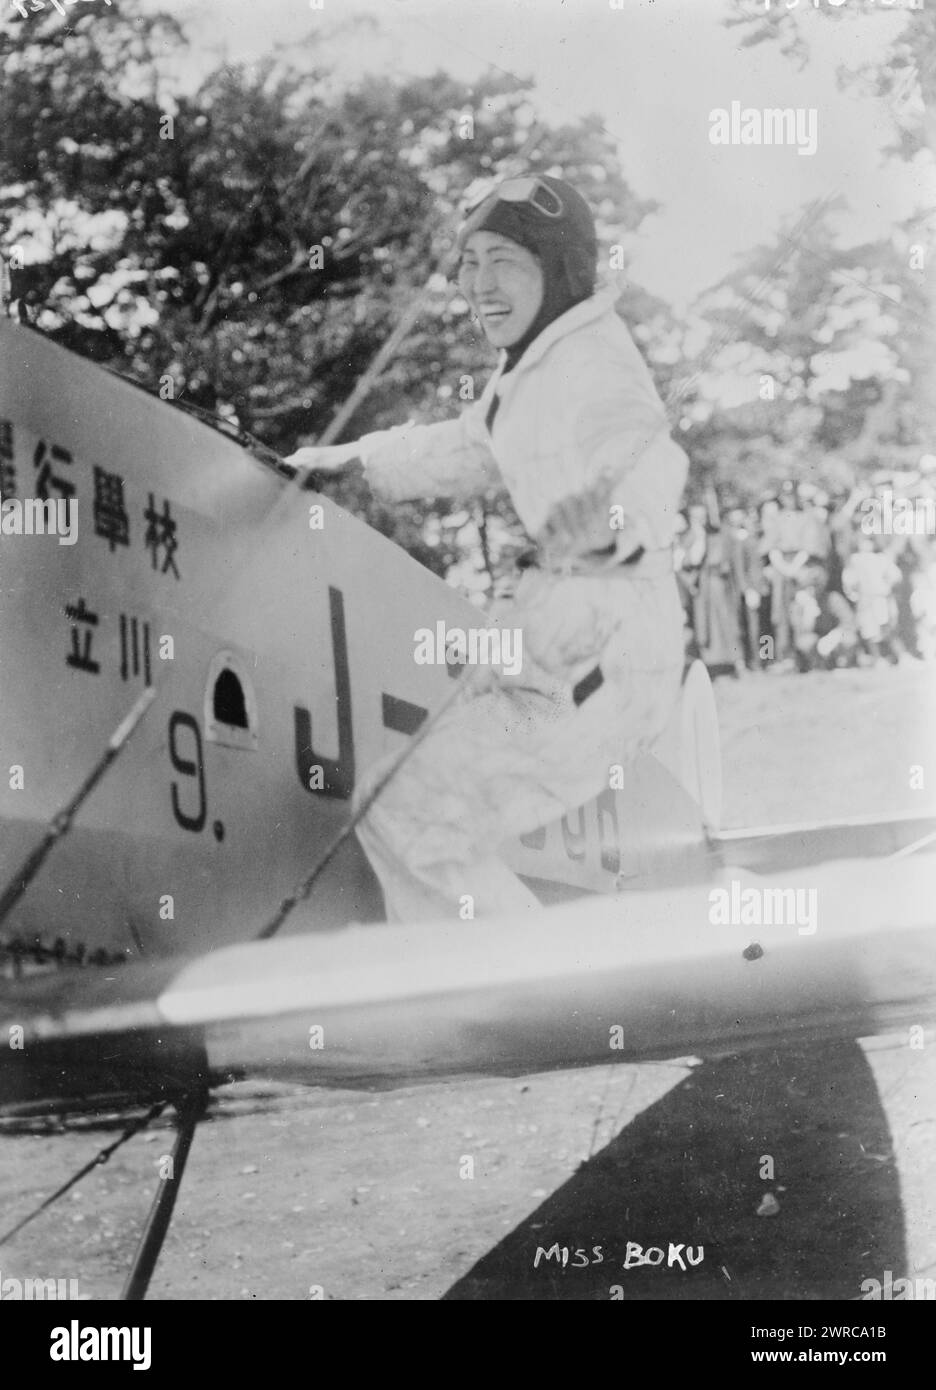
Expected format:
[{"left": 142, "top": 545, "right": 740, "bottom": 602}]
[{"left": 0, "top": 319, "right": 712, "bottom": 965}]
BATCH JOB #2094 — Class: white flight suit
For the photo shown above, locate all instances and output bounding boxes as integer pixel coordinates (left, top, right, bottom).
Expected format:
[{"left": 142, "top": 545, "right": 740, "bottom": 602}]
[{"left": 353, "top": 287, "right": 688, "bottom": 921}]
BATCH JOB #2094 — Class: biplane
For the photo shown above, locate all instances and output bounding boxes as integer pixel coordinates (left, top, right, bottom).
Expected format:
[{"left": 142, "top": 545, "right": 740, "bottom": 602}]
[{"left": 1, "top": 315, "right": 934, "bottom": 1298}]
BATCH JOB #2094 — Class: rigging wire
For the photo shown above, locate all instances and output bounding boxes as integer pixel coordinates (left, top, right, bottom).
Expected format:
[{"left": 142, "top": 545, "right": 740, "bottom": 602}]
[{"left": 0, "top": 1099, "right": 169, "bottom": 1250}]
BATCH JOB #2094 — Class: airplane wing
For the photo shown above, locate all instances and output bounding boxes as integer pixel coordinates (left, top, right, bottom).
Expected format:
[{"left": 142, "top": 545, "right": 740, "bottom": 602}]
[{"left": 3, "top": 837, "right": 934, "bottom": 1111}]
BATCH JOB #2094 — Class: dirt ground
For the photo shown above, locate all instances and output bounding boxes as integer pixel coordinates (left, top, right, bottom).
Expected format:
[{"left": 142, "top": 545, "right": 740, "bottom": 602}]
[{"left": 2, "top": 663, "right": 934, "bottom": 1301}]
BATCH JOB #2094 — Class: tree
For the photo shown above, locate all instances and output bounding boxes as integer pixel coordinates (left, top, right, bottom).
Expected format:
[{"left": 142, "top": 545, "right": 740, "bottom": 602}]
[
  {"left": 679, "top": 200, "right": 931, "bottom": 503},
  {"left": 724, "top": 0, "right": 935, "bottom": 161},
  {"left": 673, "top": 2, "right": 936, "bottom": 506}
]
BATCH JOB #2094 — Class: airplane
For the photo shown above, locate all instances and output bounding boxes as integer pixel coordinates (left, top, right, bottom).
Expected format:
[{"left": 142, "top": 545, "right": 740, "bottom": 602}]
[{"left": 1, "top": 312, "right": 935, "bottom": 1299}]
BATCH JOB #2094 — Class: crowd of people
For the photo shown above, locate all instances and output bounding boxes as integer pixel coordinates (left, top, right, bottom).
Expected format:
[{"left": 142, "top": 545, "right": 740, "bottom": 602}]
[{"left": 674, "top": 478, "right": 936, "bottom": 677}]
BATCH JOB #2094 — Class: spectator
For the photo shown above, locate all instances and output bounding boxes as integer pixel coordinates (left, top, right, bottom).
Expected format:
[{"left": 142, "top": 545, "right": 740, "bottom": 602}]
[
  {"left": 829, "top": 484, "right": 868, "bottom": 577},
  {"left": 911, "top": 538, "right": 936, "bottom": 661},
  {"left": 756, "top": 497, "right": 779, "bottom": 661},
  {"left": 689, "top": 494, "right": 744, "bottom": 678},
  {"left": 799, "top": 486, "right": 833, "bottom": 567},
  {"left": 675, "top": 504, "right": 707, "bottom": 633},
  {"left": 842, "top": 534, "right": 901, "bottom": 665},
  {"left": 676, "top": 474, "right": 930, "bottom": 676},
  {"left": 889, "top": 533, "right": 927, "bottom": 660},
  {"left": 762, "top": 483, "right": 810, "bottom": 665},
  {"left": 673, "top": 511, "right": 702, "bottom": 663},
  {"left": 823, "top": 489, "right": 851, "bottom": 594},
  {"left": 789, "top": 564, "right": 859, "bottom": 672},
  {"left": 725, "top": 504, "right": 764, "bottom": 670}
]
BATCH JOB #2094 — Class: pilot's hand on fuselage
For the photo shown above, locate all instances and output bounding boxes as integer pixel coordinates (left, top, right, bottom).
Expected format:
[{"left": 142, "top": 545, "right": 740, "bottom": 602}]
[{"left": 284, "top": 443, "right": 361, "bottom": 485}]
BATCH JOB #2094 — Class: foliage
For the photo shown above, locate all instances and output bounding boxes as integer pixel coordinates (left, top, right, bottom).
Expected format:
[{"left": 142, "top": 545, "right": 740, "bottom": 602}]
[
  {"left": 1, "top": 0, "right": 931, "bottom": 584},
  {"left": 0, "top": 0, "right": 656, "bottom": 584}
]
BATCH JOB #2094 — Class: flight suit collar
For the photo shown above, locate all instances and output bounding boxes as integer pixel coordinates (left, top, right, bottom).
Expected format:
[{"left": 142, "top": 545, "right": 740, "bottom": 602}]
[{"left": 497, "top": 286, "right": 620, "bottom": 380}]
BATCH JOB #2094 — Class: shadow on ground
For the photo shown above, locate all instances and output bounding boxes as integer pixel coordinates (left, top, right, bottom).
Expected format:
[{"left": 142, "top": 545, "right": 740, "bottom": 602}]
[{"left": 444, "top": 1040, "right": 904, "bottom": 1300}]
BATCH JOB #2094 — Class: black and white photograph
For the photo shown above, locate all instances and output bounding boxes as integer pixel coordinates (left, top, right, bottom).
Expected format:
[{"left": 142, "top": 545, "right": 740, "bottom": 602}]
[{"left": 0, "top": 0, "right": 934, "bottom": 1337}]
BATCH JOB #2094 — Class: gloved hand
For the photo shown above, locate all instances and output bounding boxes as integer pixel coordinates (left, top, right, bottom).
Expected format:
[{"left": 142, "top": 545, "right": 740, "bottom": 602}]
[
  {"left": 535, "top": 486, "right": 617, "bottom": 570},
  {"left": 284, "top": 442, "right": 361, "bottom": 481}
]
